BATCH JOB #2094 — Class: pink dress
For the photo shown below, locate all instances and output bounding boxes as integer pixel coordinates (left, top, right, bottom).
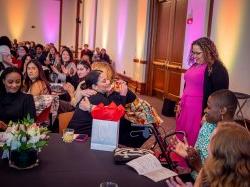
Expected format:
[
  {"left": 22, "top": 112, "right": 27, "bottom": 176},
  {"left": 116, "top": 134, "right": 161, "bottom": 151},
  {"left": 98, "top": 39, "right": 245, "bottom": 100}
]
[{"left": 176, "top": 63, "right": 207, "bottom": 146}]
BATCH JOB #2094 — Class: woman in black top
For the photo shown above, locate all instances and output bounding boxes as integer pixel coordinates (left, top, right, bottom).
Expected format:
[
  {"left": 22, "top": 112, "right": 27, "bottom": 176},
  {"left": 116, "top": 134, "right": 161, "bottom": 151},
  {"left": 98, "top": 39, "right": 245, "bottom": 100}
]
[
  {"left": 0, "top": 67, "right": 36, "bottom": 130},
  {"left": 68, "top": 70, "right": 132, "bottom": 136}
]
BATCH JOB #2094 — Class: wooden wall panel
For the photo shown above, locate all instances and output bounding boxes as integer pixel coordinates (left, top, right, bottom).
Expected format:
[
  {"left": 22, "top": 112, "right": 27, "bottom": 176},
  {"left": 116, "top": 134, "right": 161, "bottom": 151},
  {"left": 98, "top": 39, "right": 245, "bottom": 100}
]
[
  {"left": 154, "top": 2, "right": 172, "bottom": 60},
  {"left": 171, "top": 0, "right": 187, "bottom": 64},
  {"left": 152, "top": 65, "right": 165, "bottom": 91}
]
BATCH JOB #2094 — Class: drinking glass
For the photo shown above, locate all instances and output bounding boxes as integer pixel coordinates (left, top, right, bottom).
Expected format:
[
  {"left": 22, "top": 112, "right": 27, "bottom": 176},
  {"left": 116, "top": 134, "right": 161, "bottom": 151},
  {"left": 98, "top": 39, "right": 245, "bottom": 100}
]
[{"left": 62, "top": 128, "right": 74, "bottom": 143}]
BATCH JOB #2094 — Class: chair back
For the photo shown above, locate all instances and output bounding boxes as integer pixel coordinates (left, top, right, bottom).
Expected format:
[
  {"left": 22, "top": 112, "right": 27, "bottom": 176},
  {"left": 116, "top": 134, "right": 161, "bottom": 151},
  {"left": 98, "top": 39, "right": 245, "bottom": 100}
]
[{"left": 58, "top": 112, "right": 74, "bottom": 134}]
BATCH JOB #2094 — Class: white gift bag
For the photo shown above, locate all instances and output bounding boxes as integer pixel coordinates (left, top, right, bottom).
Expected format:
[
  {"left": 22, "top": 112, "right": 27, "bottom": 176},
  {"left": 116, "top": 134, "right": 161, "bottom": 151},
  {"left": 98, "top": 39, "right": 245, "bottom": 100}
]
[{"left": 90, "top": 119, "right": 120, "bottom": 152}]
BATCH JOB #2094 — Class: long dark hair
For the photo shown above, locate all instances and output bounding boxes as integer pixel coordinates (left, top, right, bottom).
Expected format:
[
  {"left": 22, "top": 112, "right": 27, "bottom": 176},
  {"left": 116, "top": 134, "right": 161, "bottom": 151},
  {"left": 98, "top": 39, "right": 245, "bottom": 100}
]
[
  {"left": 61, "top": 47, "right": 73, "bottom": 65},
  {"left": 23, "top": 60, "right": 51, "bottom": 93},
  {"left": 81, "top": 70, "right": 102, "bottom": 90},
  {"left": 0, "top": 67, "right": 23, "bottom": 95}
]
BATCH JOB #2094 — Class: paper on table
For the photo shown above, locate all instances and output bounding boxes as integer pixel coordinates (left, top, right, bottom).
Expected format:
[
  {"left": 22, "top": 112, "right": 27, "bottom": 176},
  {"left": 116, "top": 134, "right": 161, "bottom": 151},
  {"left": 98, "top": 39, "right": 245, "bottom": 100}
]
[{"left": 126, "top": 153, "right": 177, "bottom": 182}]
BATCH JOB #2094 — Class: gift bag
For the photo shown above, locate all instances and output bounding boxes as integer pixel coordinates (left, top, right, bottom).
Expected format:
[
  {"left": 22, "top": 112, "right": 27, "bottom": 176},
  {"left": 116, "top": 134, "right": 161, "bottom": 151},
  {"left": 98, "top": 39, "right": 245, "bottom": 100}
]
[{"left": 90, "top": 102, "right": 125, "bottom": 152}]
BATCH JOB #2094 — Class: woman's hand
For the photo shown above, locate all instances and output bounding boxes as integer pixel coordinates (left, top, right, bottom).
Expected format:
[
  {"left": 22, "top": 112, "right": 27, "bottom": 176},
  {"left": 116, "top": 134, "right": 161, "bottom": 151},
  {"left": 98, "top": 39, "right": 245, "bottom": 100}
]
[
  {"left": 166, "top": 177, "right": 193, "bottom": 187},
  {"left": 186, "top": 147, "right": 202, "bottom": 172},
  {"left": 61, "top": 65, "right": 68, "bottom": 75},
  {"left": 119, "top": 81, "right": 128, "bottom": 96},
  {"left": 201, "top": 114, "right": 207, "bottom": 124},
  {"left": 51, "top": 65, "right": 60, "bottom": 74},
  {"left": 0, "top": 121, "right": 7, "bottom": 130},
  {"left": 170, "top": 136, "right": 189, "bottom": 158},
  {"left": 63, "top": 83, "right": 75, "bottom": 96},
  {"left": 175, "top": 102, "right": 181, "bottom": 118},
  {"left": 79, "top": 97, "right": 95, "bottom": 112},
  {"left": 79, "top": 89, "right": 97, "bottom": 97}
]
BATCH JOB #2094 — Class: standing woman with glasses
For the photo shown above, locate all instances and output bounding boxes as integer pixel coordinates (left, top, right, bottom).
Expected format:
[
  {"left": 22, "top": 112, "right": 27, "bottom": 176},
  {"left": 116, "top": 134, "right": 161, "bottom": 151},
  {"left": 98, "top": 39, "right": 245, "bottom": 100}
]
[{"left": 175, "top": 37, "right": 229, "bottom": 146}]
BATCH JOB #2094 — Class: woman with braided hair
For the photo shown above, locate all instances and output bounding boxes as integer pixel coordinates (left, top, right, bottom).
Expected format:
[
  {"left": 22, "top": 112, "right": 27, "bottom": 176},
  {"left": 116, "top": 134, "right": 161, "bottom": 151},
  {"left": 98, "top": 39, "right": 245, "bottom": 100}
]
[{"left": 175, "top": 37, "right": 229, "bottom": 146}]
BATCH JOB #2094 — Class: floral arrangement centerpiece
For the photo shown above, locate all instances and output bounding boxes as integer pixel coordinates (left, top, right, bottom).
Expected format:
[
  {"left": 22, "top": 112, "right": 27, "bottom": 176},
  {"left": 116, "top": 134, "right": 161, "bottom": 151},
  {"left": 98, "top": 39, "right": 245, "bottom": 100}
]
[{"left": 1, "top": 115, "right": 49, "bottom": 169}]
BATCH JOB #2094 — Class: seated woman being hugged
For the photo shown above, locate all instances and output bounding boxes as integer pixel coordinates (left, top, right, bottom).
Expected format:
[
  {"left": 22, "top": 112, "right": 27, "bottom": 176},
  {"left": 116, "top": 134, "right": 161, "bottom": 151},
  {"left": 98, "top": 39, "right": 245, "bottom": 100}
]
[
  {"left": 23, "top": 59, "right": 51, "bottom": 96},
  {"left": 0, "top": 67, "right": 36, "bottom": 130},
  {"left": 68, "top": 70, "right": 129, "bottom": 136}
]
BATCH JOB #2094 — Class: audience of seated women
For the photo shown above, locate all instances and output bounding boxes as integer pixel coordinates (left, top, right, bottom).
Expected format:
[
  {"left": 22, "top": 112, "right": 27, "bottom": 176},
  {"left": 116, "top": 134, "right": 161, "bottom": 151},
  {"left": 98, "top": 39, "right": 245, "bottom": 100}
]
[
  {"left": 0, "top": 67, "right": 36, "bottom": 130},
  {"left": 23, "top": 60, "right": 51, "bottom": 96}
]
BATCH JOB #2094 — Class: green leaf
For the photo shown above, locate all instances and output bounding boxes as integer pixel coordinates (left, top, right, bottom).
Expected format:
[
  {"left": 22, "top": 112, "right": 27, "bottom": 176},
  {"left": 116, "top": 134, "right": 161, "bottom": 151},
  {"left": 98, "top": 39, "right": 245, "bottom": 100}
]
[
  {"left": 3, "top": 144, "right": 9, "bottom": 150},
  {"left": 35, "top": 141, "right": 47, "bottom": 148}
]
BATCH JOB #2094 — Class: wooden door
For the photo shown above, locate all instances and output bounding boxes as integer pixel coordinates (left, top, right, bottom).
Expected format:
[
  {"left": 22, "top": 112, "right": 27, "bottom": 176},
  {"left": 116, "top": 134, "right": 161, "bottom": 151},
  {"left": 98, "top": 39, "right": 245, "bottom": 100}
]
[{"left": 147, "top": 0, "right": 187, "bottom": 101}]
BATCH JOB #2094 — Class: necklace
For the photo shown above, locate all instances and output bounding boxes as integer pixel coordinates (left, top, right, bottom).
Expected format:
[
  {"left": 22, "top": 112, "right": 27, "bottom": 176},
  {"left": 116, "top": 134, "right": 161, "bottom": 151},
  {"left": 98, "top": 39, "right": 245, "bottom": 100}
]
[{"left": 208, "top": 66, "right": 213, "bottom": 75}]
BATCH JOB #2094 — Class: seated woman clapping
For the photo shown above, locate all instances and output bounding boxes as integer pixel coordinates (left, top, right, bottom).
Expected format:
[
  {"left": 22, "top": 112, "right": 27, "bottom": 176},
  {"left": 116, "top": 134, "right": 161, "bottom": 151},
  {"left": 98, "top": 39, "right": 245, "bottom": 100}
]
[
  {"left": 171, "top": 89, "right": 238, "bottom": 175},
  {"left": 23, "top": 60, "right": 51, "bottom": 96},
  {"left": 0, "top": 67, "right": 36, "bottom": 130},
  {"left": 50, "top": 47, "right": 76, "bottom": 82},
  {"left": 68, "top": 70, "right": 129, "bottom": 136}
]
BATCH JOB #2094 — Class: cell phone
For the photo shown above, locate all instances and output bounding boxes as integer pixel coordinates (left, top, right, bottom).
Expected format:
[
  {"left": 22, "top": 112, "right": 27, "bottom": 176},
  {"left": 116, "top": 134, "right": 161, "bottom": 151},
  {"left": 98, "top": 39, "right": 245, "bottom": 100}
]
[{"left": 74, "top": 134, "right": 88, "bottom": 142}]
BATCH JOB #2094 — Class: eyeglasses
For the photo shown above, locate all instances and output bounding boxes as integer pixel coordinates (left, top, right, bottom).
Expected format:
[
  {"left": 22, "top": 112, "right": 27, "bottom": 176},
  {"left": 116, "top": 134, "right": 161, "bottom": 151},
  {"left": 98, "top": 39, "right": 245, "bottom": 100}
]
[{"left": 192, "top": 51, "right": 203, "bottom": 55}]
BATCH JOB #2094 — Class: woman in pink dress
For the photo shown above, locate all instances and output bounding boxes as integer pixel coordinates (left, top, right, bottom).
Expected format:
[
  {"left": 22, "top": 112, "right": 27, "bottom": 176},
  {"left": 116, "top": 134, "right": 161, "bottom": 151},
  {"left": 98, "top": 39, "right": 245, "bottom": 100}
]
[{"left": 176, "top": 37, "right": 229, "bottom": 146}]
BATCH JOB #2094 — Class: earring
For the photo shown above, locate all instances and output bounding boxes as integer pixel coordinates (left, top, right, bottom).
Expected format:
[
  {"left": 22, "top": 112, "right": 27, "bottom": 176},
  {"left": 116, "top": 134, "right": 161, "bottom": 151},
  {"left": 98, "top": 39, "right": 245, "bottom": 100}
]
[{"left": 221, "top": 114, "right": 224, "bottom": 121}]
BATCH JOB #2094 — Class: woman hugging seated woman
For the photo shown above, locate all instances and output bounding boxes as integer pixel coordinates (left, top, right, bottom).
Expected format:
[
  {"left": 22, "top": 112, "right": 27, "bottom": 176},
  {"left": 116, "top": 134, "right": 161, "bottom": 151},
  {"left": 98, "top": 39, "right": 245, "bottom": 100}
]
[
  {"left": 68, "top": 70, "right": 130, "bottom": 136},
  {"left": 73, "top": 61, "right": 162, "bottom": 147},
  {"left": 0, "top": 67, "right": 36, "bottom": 131}
]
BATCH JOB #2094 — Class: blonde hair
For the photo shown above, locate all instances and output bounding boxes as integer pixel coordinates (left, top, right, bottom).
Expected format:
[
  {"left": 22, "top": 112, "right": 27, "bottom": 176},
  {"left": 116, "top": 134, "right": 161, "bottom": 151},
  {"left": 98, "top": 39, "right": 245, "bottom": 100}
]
[
  {"left": 198, "top": 122, "right": 250, "bottom": 187},
  {"left": 91, "top": 61, "right": 115, "bottom": 80}
]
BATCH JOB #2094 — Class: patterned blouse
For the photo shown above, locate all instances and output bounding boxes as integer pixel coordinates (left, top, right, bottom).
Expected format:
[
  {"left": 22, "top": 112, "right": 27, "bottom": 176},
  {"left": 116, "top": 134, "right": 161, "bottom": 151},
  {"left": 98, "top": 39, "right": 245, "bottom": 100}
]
[{"left": 195, "top": 122, "right": 217, "bottom": 163}]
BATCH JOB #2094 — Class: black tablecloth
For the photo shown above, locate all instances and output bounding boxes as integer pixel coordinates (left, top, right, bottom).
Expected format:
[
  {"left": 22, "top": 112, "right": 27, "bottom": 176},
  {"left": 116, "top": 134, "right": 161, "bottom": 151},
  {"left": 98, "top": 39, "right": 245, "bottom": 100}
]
[{"left": 0, "top": 134, "right": 166, "bottom": 187}]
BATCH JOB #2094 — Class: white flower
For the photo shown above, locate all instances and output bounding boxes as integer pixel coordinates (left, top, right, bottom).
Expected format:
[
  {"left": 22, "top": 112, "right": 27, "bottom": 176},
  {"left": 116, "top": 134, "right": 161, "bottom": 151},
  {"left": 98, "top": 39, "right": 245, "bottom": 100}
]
[
  {"left": 21, "top": 136, "right": 27, "bottom": 143},
  {"left": 27, "top": 135, "right": 40, "bottom": 144},
  {"left": 2, "top": 150, "right": 9, "bottom": 159},
  {"left": 10, "top": 139, "right": 21, "bottom": 151},
  {"left": 27, "top": 124, "right": 39, "bottom": 137}
]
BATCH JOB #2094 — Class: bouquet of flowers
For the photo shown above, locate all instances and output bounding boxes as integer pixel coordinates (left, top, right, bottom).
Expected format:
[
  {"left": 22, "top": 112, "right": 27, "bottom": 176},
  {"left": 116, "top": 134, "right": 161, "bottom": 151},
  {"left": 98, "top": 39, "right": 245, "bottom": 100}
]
[{"left": 1, "top": 115, "right": 49, "bottom": 169}]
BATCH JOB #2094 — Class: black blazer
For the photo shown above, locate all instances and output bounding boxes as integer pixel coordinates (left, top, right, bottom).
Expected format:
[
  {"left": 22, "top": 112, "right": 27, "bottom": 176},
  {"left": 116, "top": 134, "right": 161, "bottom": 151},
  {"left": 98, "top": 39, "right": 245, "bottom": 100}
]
[{"left": 202, "top": 60, "right": 229, "bottom": 111}]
